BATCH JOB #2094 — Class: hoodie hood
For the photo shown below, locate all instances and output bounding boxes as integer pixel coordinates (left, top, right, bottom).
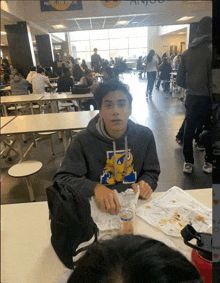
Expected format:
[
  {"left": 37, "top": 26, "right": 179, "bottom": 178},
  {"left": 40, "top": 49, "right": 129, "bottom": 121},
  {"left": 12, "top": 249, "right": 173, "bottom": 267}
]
[
  {"left": 87, "top": 114, "right": 132, "bottom": 181},
  {"left": 189, "top": 35, "right": 211, "bottom": 49}
]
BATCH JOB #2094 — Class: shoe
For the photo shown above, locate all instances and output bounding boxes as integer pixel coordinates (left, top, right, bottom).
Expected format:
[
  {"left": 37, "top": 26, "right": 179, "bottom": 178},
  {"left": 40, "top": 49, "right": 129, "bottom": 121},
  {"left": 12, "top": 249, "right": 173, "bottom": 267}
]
[
  {"left": 196, "top": 143, "right": 205, "bottom": 151},
  {"left": 183, "top": 162, "right": 193, "bottom": 173},
  {"left": 202, "top": 162, "right": 212, "bottom": 174},
  {"left": 175, "top": 137, "right": 183, "bottom": 146}
]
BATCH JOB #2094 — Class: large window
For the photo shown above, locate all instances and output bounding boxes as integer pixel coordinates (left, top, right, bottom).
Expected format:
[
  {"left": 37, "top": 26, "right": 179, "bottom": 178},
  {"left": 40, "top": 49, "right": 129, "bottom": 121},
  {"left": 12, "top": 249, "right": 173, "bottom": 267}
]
[{"left": 69, "top": 27, "right": 148, "bottom": 62}]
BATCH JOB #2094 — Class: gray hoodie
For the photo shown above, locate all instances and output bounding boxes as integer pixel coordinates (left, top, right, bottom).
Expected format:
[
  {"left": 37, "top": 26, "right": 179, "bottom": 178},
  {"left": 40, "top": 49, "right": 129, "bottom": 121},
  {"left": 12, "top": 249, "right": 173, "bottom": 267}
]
[
  {"left": 10, "top": 75, "right": 31, "bottom": 95},
  {"left": 53, "top": 114, "right": 160, "bottom": 198},
  {"left": 176, "top": 35, "right": 212, "bottom": 97}
]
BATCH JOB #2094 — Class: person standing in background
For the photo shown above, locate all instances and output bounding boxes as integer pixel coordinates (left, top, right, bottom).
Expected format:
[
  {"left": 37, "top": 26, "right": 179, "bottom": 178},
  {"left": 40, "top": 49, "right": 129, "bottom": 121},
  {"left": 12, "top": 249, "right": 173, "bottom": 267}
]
[
  {"left": 176, "top": 16, "right": 212, "bottom": 174},
  {"left": 91, "top": 48, "right": 102, "bottom": 73},
  {"left": 145, "top": 50, "right": 158, "bottom": 98}
]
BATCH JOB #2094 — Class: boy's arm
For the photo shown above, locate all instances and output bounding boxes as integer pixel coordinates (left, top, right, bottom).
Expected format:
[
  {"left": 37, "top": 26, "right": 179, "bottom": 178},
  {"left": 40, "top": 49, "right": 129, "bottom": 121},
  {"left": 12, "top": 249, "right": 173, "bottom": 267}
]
[
  {"left": 136, "top": 131, "right": 160, "bottom": 192},
  {"left": 53, "top": 136, "right": 99, "bottom": 198},
  {"left": 176, "top": 55, "right": 187, "bottom": 89}
]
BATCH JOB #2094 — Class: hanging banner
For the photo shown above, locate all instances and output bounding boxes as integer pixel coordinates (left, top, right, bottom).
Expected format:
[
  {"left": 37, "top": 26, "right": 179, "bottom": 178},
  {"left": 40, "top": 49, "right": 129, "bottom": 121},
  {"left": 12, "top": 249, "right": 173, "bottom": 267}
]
[{"left": 40, "top": 0, "right": 82, "bottom": 12}]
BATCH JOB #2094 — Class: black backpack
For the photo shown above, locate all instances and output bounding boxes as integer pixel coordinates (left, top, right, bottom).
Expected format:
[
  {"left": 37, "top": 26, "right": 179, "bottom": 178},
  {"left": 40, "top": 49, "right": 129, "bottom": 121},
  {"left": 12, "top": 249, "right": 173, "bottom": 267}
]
[
  {"left": 46, "top": 181, "right": 99, "bottom": 269},
  {"left": 72, "top": 84, "right": 90, "bottom": 94}
]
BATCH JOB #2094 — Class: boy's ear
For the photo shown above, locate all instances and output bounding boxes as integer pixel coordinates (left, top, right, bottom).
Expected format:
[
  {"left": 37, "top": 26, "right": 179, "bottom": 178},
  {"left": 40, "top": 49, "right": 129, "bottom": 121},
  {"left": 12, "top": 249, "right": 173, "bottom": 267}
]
[{"left": 128, "top": 106, "right": 132, "bottom": 116}]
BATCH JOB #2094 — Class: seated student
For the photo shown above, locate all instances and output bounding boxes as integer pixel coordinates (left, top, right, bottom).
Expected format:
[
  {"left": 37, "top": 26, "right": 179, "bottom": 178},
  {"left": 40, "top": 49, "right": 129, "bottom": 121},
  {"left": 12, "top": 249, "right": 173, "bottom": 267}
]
[
  {"left": 102, "top": 66, "right": 115, "bottom": 82},
  {"left": 32, "top": 67, "right": 53, "bottom": 94},
  {"left": 10, "top": 69, "right": 31, "bottom": 95},
  {"left": 79, "top": 69, "right": 98, "bottom": 110},
  {"left": 156, "top": 57, "right": 173, "bottom": 92},
  {"left": 26, "top": 66, "right": 37, "bottom": 83},
  {"left": 53, "top": 80, "right": 160, "bottom": 215},
  {"left": 81, "top": 59, "right": 88, "bottom": 71},
  {"left": 57, "top": 67, "right": 73, "bottom": 92},
  {"left": 72, "top": 63, "right": 84, "bottom": 82},
  {"left": 67, "top": 234, "right": 202, "bottom": 283}
]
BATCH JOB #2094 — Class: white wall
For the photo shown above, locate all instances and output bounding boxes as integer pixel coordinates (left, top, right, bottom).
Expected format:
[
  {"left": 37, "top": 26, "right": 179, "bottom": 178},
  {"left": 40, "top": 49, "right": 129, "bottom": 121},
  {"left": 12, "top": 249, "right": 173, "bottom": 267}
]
[{"left": 148, "top": 26, "right": 187, "bottom": 56}]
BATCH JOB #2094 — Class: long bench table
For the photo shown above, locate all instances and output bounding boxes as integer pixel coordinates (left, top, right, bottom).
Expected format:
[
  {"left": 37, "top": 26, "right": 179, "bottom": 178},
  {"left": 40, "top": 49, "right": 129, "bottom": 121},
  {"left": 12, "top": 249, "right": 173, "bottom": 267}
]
[
  {"left": 1, "top": 111, "right": 99, "bottom": 161},
  {"left": 1, "top": 188, "right": 212, "bottom": 283}
]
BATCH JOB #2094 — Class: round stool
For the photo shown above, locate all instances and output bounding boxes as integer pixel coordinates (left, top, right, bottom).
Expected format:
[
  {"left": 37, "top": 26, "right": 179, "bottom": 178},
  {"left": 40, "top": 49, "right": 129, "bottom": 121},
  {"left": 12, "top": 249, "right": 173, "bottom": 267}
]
[{"left": 8, "top": 161, "right": 43, "bottom": 201}]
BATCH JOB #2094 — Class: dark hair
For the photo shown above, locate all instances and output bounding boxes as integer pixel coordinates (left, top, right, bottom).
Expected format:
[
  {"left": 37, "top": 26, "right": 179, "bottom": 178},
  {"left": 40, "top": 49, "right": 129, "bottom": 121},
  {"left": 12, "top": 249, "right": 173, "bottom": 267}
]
[
  {"left": 102, "top": 66, "right": 113, "bottom": 79},
  {"left": 37, "top": 67, "right": 45, "bottom": 74},
  {"left": 67, "top": 234, "right": 202, "bottom": 283},
  {"left": 85, "top": 69, "right": 92, "bottom": 77},
  {"left": 92, "top": 80, "right": 132, "bottom": 110},
  {"left": 198, "top": 16, "right": 212, "bottom": 35},
  {"left": 63, "top": 67, "right": 70, "bottom": 75},
  {"left": 30, "top": 66, "right": 36, "bottom": 71},
  {"left": 2, "top": 58, "right": 10, "bottom": 67},
  {"left": 147, "top": 49, "right": 155, "bottom": 63}
]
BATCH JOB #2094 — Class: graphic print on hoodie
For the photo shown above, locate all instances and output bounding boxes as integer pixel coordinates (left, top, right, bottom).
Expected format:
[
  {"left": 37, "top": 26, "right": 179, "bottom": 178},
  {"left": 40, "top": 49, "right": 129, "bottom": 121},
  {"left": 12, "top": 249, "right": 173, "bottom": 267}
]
[{"left": 101, "top": 149, "right": 137, "bottom": 185}]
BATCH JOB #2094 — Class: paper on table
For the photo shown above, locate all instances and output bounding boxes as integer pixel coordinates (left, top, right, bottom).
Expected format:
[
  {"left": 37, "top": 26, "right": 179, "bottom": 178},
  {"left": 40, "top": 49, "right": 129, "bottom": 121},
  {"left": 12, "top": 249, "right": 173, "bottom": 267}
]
[
  {"left": 90, "top": 188, "right": 139, "bottom": 231},
  {"left": 136, "top": 186, "right": 212, "bottom": 237}
]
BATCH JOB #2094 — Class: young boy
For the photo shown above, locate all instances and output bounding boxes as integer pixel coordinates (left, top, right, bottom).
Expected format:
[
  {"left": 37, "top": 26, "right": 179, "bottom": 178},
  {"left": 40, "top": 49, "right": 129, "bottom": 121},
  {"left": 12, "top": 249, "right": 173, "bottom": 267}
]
[{"left": 53, "top": 80, "right": 160, "bottom": 215}]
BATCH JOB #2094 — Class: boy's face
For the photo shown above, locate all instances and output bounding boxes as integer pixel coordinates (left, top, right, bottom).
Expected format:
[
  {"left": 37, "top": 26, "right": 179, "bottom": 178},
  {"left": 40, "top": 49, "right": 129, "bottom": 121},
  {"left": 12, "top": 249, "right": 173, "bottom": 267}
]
[{"left": 99, "top": 91, "right": 131, "bottom": 139}]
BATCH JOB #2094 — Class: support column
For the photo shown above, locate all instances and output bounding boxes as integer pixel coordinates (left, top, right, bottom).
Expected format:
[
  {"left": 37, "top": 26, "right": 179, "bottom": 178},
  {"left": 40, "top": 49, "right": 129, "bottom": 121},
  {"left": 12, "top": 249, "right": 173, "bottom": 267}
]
[
  {"left": 188, "top": 22, "right": 199, "bottom": 44},
  {"left": 35, "top": 34, "right": 54, "bottom": 68},
  {"left": 5, "top": 21, "right": 36, "bottom": 77}
]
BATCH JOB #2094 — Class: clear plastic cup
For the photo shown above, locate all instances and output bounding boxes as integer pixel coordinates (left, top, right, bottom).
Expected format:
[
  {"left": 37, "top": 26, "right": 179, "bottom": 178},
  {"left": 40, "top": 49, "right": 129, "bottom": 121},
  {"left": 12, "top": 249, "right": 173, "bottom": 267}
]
[{"left": 119, "top": 208, "right": 134, "bottom": 234}]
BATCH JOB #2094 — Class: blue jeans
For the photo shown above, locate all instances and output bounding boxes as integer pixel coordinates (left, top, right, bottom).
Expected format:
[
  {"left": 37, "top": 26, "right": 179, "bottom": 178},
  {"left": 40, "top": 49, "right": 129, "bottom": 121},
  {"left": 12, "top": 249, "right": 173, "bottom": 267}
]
[{"left": 147, "top": 71, "right": 156, "bottom": 95}]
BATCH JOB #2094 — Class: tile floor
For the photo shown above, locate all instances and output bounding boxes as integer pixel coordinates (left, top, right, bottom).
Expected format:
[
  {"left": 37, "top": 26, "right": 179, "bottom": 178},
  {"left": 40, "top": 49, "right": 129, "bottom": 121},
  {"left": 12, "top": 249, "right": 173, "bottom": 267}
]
[{"left": 1, "top": 72, "right": 212, "bottom": 204}]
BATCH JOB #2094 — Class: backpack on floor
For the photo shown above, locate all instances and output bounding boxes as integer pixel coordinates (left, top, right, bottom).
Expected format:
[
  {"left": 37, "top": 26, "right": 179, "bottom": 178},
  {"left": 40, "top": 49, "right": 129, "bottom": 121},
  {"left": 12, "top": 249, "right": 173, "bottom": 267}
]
[{"left": 46, "top": 181, "right": 99, "bottom": 269}]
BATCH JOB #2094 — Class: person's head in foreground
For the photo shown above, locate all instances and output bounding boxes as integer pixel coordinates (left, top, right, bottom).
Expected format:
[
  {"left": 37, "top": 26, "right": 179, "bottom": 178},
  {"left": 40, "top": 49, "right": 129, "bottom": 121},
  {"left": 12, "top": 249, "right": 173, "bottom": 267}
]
[
  {"left": 67, "top": 234, "right": 202, "bottom": 283},
  {"left": 93, "top": 80, "right": 132, "bottom": 139},
  {"left": 198, "top": 16, "right": 212, "bottom": 36}
]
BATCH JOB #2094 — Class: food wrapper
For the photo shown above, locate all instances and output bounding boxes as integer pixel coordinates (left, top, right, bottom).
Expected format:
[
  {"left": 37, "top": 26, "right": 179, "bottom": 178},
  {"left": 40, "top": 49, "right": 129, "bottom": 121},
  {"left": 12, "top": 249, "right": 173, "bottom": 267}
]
[
  {"left": 90, "top": 188, "right": 139, "bottom": 231},
  {"left": 136, "top": 186, "right": 212, "bottom": 237}
]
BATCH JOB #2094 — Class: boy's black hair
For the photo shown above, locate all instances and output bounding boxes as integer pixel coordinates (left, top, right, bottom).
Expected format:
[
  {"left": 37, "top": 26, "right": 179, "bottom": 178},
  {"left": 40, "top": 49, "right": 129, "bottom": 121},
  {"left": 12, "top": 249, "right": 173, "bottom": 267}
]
[
  {"left": 29, "top": 66, "right": 36, "bottom": 71},
  {"left": 63, "top": 67, "right": 70, "bottom": 75},
  {"left": 92, "top": 80, "right": 133, "bottom": 110},
  {"left": 67, "top": 234, "right": 202, "bottom": 283},
  {"left": 37, "top": 67, "right": 45, "bottom": 74}
]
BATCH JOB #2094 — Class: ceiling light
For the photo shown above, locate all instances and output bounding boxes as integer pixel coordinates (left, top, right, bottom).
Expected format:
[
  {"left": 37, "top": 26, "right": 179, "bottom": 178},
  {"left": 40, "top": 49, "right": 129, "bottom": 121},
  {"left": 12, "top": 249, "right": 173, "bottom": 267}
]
[
  {"left": 177, "top": 16, "right": 195, "bottom": 22},
  {"left": 52, "top": 24, "right": 67, "bottom": 29},
  {"left": 115, "top": 21, "right": 130, "bottom": 26},
  {"left": 178, "top": 32, "right": 186, "bottom": 34},
  {"left": 1, "top": 31, "right": 7, "bottom": 35}
]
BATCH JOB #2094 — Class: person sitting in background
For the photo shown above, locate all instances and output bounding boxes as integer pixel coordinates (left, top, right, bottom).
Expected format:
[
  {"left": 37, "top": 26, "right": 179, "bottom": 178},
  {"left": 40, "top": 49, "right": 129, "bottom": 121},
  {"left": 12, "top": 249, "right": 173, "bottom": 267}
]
[
  {"left": 54, "top": 80, "right": 160, "bottom": 215},
  {"left": 26, "top": 66, "right": 37, "bottom": 84},
  {"left": 79, "top": 69, "right": 98, "bottom": 110},
  {"left": 10, "top": 69, "right": 31, "bottom": 95},
  {"left": 52, "top": 53, "right": 63, "bottom": 77},
  {"left": 57, "top": 67, "right": 73, "bottom": 93},
  {"left": 102, "top": 66, "right": 115, "bottom": 82},
  {"left": 1, "top": 58, "right": 11, "bottom": 75},
  {"left": 81, "top": 59, "right": 88, "bottom": 71},
  {"left": 32, "top": 67, "right": 53, "bottom": 94},
  {"left": 156, "top": 57, "right": 173, "bottom": 93},
  {"left": 67, "top": 234, "right": 202, "bottom": 283},
  {"left": 3, "top": 73, "right": 10, "bottom": 86},
  {"left": 173, "top": 54, "right": 181, "bottom": 70},
  {"left": 110, "top": 57, "right": 114, "bottom": 65},
  {"left": 72, "top": 63, "right": 84, "bottom": 82}
]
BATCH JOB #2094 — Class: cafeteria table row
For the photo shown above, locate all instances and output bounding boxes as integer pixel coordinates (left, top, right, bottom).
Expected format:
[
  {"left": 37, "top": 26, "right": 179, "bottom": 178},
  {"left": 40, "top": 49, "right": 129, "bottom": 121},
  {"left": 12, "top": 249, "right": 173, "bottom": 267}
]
[
  {"left": 0, "top": 92, "right": 94, "bottom": 116},
  {"left": 1, "top": 110, "right": 99, "bottom": 162},
  {"left": 1, "top": 188, "right": 212, "bottom": 283}
]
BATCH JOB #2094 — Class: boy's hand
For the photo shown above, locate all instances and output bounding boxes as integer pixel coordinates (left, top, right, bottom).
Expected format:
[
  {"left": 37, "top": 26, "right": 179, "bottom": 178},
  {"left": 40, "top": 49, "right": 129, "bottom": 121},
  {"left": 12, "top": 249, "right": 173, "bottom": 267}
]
[
  {"left": 132, "top": 180, "right": 153, "bottom": 199},
  {"left": 94, "top": 184, "right": 121, "bottom": 215}
]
